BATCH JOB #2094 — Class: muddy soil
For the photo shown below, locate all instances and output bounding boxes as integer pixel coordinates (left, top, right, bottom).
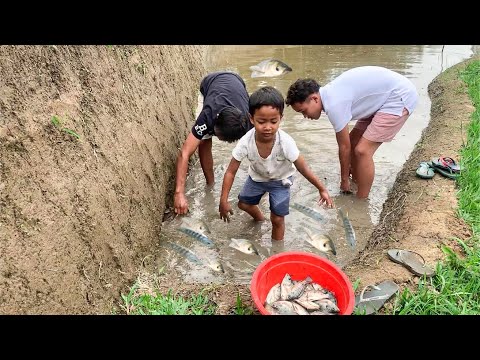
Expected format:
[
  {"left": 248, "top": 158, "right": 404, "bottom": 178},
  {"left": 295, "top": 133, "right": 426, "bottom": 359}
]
[{"left": 0, "top": 45, "right": 207, "bottom": 314}]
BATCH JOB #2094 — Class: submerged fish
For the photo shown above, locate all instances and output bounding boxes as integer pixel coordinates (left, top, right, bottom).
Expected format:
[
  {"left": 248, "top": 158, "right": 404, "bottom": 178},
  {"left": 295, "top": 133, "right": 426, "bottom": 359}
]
[
  {"left": 304, "top": 228, "right": 337, "bottom": 256},
  {"left": 166, "top": 242, "right": 224, "bottom": 273},
  {"left": 338, "top": 208, "right": 356, "bottom": 249},
  {"left": 180, "top": 217, "right": 211, "bottom": 235},
  {"left": 166, "top": 241, "right": 202, "bottom": 265},
  {"left": 204, "top": 258, "right": 225, "bottom": 273},
  {"left": 249, "top": 59, "right": 292, "bottom": 78},
  {"left": 229, "top": 238, "right": 258, "bottom": 255},
  {"left": 177, "top": 227, "right": 215, "bottom": 248},
  {"left": 291, "top": 202, "right": 325, "bottom": 222}
]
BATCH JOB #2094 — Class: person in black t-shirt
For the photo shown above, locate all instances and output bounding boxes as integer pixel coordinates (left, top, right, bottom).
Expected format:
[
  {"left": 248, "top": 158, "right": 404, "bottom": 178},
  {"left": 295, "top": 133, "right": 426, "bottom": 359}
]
[{"left": 174, "top": 71, "right": 252, "bottom": 215}]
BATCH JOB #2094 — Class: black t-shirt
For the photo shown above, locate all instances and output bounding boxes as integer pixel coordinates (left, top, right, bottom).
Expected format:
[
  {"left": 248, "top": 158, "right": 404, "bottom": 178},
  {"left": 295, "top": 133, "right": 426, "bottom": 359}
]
[{"left": 191, "top": 71, "right": 251, "bottom": 140}]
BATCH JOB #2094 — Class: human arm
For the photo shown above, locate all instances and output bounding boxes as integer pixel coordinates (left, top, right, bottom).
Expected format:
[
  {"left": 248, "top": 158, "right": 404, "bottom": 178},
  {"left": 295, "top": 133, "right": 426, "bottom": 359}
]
[
  {"left": 294, "top": 155, "right": 333, "bottom": 208},
  {"left": 219, "top": 158, "right": 241, "bottom": 222},
  {"left": 174, "top": 132, "right": 201, "bottom": 215},
  {"left": 335, "top": 126, "right": 352, "bottom": 193},
  {"left": 198, "top": 137, "right": 214, "bottom": 185}
]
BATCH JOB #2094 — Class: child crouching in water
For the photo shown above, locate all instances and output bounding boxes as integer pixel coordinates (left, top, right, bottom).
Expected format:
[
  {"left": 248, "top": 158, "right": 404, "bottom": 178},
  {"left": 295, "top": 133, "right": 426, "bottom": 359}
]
[{"left": 219, "top": 86, "right": 333, "bottom": 241}]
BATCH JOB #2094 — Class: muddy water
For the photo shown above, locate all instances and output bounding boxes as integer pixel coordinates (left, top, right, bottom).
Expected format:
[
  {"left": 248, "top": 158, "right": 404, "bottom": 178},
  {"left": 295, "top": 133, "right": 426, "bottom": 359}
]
[{"left": 160, "top": 45, "right": 477, "bottom": 285}]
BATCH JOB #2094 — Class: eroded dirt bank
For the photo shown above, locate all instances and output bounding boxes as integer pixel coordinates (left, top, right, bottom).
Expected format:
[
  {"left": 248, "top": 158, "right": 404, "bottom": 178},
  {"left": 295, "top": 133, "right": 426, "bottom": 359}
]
[{"left": 0, "top": 45, "right": 206, "bottom": 314}]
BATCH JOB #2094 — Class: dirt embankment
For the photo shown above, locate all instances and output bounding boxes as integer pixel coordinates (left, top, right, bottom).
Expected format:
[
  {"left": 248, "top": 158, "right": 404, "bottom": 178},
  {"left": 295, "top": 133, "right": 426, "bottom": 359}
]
[{"left": 0, "top": 45, "right": 207, "bottom": 314}]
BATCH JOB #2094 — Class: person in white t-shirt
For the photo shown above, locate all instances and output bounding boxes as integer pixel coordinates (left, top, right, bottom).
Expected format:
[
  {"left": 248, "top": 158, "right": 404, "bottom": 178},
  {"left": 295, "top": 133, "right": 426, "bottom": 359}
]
[
  {"left": 219, "top": 86, "right": 333, "bottom": 241},
  {"left": 285, "top": 66, "right": 419, "bottom": 199}
]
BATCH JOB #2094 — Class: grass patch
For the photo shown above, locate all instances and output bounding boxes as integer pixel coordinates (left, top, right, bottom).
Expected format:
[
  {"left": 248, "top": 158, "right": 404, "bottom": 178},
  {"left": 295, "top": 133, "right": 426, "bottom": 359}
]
[
  {"left": 51, "top": 115, "right": 80, "bottom": 140},
  {"left": 391, "top": 240, "right": 480, "bottom": 314},
  {"left": 120, "top": 282, "right": 216, "bottom": 315},
  {"left": 231, "top": 293, "right": 255, "bottom": 315},
  {"left": 458, "top": 60, "right": 480, "bottom": 236}
]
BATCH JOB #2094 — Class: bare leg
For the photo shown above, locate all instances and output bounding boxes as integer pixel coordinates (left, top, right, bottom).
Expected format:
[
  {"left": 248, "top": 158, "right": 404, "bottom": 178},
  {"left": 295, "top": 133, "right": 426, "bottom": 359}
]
[
  {"left": 349, "top": 127, "right": 366, "bottom": 183},
  {"left": 270, "top": 213, "right": 285, "bottom": 241},
  {"left": 238, "top": 201, "right": 265, "bottom": 221},
  {"left": 353, "top": 137, "right": 382, "bottom": 199},
  {"left": 198, "top": 138, "right": 214, "bottom": 185}
]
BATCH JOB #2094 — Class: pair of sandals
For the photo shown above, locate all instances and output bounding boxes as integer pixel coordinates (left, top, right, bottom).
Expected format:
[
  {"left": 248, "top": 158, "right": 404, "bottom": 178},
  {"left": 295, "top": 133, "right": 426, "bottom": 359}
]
[
  {"left": 416, "top": 156, "right": 462, "bottom": 180},
  {"left": 355, "top": 249, "right": 435, "bottom": 315}
]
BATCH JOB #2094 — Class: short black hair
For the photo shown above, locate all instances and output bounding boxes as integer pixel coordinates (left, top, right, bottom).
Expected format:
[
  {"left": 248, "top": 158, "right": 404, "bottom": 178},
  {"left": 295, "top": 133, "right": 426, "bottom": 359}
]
[
  {"left": 285, "top": 79, "right": 321, "bottom": 106},
  {"left": 214, "top": 106, "right": 249, "bottom": 143},
  {"left": 248, "top": 86, "right": 285, "bottom": 117}
]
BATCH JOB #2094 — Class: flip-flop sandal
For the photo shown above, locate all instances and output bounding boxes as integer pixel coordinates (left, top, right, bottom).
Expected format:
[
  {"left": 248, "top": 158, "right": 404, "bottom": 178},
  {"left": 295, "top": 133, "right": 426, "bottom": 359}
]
[
  {"left": 415, "top": 162, "right": 435, "bottom": 179},
  {"left": 438, "top": 156, "right": 462, "bottom": 173},
  {"left": 354, "top": 280, "right": 399, "bottom": 315},
  {"left": 431, "top": 157, "right": 462, "bottom": 174},
  {"left": 427, "top": 161, "right": 458, "bottom": 180},
  {"left": 387, "top": 249, "right": 435, "bottom": 278}
]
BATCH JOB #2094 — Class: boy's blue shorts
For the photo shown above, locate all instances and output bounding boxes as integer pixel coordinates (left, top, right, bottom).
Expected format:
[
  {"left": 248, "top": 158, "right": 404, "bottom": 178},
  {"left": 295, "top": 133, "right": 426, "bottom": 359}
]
[{"left": 238, "top": 176, "right": 293, "bottom": 217}]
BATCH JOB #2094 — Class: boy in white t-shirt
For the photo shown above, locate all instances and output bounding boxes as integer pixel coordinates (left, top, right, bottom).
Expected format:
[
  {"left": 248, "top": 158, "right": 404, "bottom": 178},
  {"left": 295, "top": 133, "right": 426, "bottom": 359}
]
[
  {"left": 219, "top": 86, "right": 333, "bottom": 241},
  {"left": 286, "top": 66, "right": 419, "bottom": 199}
]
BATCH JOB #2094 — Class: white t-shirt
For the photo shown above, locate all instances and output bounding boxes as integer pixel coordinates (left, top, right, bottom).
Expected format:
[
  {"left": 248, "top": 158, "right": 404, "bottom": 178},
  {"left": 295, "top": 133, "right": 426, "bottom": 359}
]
[
  {"left": 319, "top": 66, "right": 419, "bottom": 132},
  {"left": 232, "top": 128, "right": 300, "bottom": 182}
]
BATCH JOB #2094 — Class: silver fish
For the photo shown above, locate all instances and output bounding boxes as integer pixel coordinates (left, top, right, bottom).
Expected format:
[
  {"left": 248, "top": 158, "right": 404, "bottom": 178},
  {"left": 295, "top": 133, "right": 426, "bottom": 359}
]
[
  {"left": 294, "top": 298, "right": 320, "bottom": 311},
  {"left": 280, "top": 273, "right": 294, "bottom": 300},
  {"left": 249, "top": 59, "right": 292, "bottom": 78},
  {"left": 177, "top": 227, "right": 215, "bottom": 248},
  {"left": 291, "top": 202, "right": 324, "bottom": 222},
  {"left": 166, "top": 241, "right": 202, "bottom": 265},
  {"left": 180, "top": 217, "right": 210, "bottom": 235},
  {"left": 265, "top": 283, "right": 281, "bottom": 305},
  {"left": 229, "top": 238, "right": 258, "bottom": 255},
  {"left": 338, "top": 208, "right": 356, "bottom": 248},
  {"left": 304, "top": 228, "right": 337, "bottom": 256},
  {"left": 205, "top": 258, "right": 225, "bottom": 273},
  {"left": 315, "top": 299, "right": 340, "bottom": 314},
  {"left": 284, "top": 276, "right": 312, "bottom": 301},
  {"left": 271, "top": 300, "right": 309, "bottom": 315}
]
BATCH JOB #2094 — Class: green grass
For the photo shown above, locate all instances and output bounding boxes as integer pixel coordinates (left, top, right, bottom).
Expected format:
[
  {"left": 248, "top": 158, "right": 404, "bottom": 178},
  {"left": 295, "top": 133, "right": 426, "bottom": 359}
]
[
  {"left": 458, "top": 60, "right": 480, "bottom": 236},
  {"left": 391, "top": 240, "right": 480, "bottom": 314},
  {"left": 51, "top": 115, "right": 81, "bottom": 140},
  {"left": 388, "top": 60, "right": 480, "bottom": 315},
  {"left": 120, "top": 283, "right": 216, "bottom": 315},
  {"left": 232, "top": 293, "right": 255, "bottom": 315}
]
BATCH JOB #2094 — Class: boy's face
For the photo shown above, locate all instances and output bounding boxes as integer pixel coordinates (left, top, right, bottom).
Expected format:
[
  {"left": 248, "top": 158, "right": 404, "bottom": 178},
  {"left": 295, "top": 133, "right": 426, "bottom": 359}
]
[
  {"left": 249, "top": 105, "right": 282, "bottom": 141},
  {"left": 291, "top": 93, "right": 322, "bottom": 120}
]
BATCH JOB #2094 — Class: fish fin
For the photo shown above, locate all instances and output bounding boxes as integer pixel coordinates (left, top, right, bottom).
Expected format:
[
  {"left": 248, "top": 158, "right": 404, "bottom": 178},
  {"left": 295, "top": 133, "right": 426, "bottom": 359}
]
[
  {"left": 251, "top": 71, "right": 265, "bottom": 78},
  {"left": 249, "top": 65, "right": 264, "bottom": 72}
]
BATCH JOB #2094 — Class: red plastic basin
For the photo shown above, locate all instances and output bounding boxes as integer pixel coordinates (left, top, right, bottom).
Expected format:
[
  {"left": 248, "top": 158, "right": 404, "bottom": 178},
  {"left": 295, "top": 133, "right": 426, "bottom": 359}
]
[{"left": 250, "top": 251, "right": 355, "bottom": 315}]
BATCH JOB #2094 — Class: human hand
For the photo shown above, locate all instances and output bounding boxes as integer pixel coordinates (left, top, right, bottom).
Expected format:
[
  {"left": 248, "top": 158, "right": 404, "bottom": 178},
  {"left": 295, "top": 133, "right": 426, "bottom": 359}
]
[
  {"left": 174, "top": 192, "right": 189, "bottom": 215},
  {"left": 318, "top": 190, "right": 334, "bottom": 208},
  {"left": 340, "top": 178, "right": 352, "bottom": 194},
  {"left": 219, "top": 201, "right": 234, "bottom": 222}
]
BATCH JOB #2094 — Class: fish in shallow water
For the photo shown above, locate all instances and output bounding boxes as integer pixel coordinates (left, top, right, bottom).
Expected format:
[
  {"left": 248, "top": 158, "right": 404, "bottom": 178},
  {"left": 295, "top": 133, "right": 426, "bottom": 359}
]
[
  {"left": 204, "top": 258, "right": 225, "bottom": 273},
  {"left": 249, "top": 59, "right": 292, "bottom": 78},
  {"left": 290, "top": 202, "right": 325, "bottom": 222},
  {"left": 166, "top": 241, "right": 202, "bottom": 266},
  {"left": 229, "top": 238, "right": 259, "bottom": 255},
  {"left": 304, "top": 228, "right": 337, "bottom": 256},
  {"left": 166, "top": 242, "right": 224, "bottom": 273},
  {"left": 177, "top": 227, "right": 215, "bottom": 248},
  {"left": 338, "top": 208, "right": 356, "bottom": 249},
  {"left": 180, "top": 217, "right": 211, "bottom": 235}
]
